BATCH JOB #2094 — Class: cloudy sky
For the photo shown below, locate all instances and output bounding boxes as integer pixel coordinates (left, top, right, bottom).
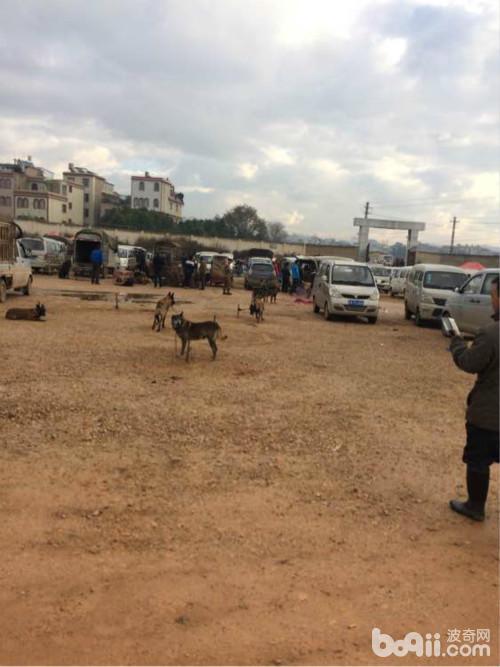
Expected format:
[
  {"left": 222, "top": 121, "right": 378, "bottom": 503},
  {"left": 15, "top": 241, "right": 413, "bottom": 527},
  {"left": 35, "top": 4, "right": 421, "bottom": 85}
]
[{"left": 1, "top": 0, "right": 498, "bottom": 245}]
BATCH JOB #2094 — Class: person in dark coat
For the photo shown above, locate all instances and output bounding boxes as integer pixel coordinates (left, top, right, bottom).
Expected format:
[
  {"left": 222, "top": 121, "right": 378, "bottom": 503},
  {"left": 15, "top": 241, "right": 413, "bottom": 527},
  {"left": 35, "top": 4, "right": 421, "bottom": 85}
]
[
  {"left": 448, "top": 275, "right": 499, "bottom": 521},
  {"left": 281, "top": 262, "right": 290, "bottom": 293},
  {"left": 152, "top": 253, "right": 164, "bottom": 288}
]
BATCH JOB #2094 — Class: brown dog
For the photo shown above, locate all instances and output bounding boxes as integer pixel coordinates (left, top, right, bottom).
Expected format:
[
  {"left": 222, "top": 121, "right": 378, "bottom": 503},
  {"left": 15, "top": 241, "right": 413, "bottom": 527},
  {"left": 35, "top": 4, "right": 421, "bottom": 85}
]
[{"left": 152, "top": 291, "right": 175, "bottom": 331}]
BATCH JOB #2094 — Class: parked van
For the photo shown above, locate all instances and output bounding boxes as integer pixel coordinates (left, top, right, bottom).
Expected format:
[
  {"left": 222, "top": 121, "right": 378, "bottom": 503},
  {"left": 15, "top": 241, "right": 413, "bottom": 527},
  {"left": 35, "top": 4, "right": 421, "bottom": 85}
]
[
  {"left": 390, "top": 266, "right": 410, "bottom": 297},
  {"left": 117, "top": 245, "right": 147, "bottom": 270},
  {"left": 444, "top": 268, "right": 500, "bottom": 335},
  {"left": 369, "top": 265, "right": 393, "bottom": 293},
  {"left": 0, "top": 219, "right": 33, "bottom": 301},
  {"left": 244, "top": 256, "right": 277, "bottom": 290},
  {"left": 405, "top": 263, "right": 468, "bottom": 326},
  {"left": 20, "top": 236, "right": 66, "bottom": 274},
  {"left": 312, "top": 259, "right": 379, "bottom": 324}
]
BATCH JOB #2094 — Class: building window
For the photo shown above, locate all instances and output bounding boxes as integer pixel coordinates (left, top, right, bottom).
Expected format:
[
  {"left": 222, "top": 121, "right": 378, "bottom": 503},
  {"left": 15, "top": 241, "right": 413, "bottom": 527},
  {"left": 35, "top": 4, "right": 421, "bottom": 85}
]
[
  {"left": 139, "top": 181, "right": 145, "bottom": 191},
  {"left": 84, "top": 208, "right": 89, "bottom": 218},
  {"left": 83, "top": 178, "right": 89, "bottom": 187},
  {"left": 62, "top": 204, "right": 67, "bottom": 213},
  {"left": 0, "top": 196, "right": 6, "bottom": 206},
  {"left": 62, "top": 185, "right": 67, "bottom": 195},
  {"left": 154, "top": 182, "right": 159, "bottom": 192},
  {"left": 0, "top": 178, "right": 12, "bottom": 189},
  {"left": 153, "top": 198, "right": 159, "bottom": 208},
  {"left": 69, "top": 185, "right": 73, "bottom": 193},
  {"left": 17, "top": 197, "right": 28, "bottom": 208},
  {"left": 133, "top": 197, "right": 138, "bottom": 207},
  {"left": 68, "top": 202, "right": 72, "bottom": 210},
  {"left": 31, "top": 183, "right": 38, "bottom": 191},
  {"left": 84, "top": 193, "right": 89, "bottom": 203}
]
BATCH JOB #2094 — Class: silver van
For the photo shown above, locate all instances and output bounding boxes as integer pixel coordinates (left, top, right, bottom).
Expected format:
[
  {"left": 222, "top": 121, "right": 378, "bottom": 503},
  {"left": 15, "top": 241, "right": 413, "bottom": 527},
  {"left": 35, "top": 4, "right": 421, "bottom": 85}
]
[
  {"left": 390, "top": 267, "right": 409, "bottom": 297},
  {"left": 444, "top": 268, "right": 499, "bottom": 335},
  {"left": 312, "top": 259, "right": 379, "bottom": 324},
  {"left": 405, "top": 264, "right": 467, "bottom": 326},
  {"left": 21, "top": 236, "right": 66, "bottom": 274}
]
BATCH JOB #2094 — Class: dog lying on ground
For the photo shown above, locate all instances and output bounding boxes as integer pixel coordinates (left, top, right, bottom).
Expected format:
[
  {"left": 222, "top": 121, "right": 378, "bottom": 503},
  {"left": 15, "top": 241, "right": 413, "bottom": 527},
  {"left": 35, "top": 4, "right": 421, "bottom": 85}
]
[
  {"left": 5, "top": 303, "right": 46, "bottom": 321},
  {"left": 250, "top": 292, "right": 265, "bottom": 322},
  {"left": 171, "top": 312, "right": 226, "bottom": 361},
  {"left": 152, "top": 291, "right": 175, "bottom": 331}
]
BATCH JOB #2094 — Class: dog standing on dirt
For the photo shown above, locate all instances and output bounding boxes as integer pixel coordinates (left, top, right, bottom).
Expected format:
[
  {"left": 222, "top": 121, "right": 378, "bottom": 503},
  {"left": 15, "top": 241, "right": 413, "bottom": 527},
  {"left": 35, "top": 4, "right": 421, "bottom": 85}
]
[
  {"left": 250, "top": 292, "right": 265, "bottom": 323},
  {"left": 5, "top": 303, "right": 46, "bottom": 321},
  {"left": 152, "top": 291, "right": 175, "bottom": 331},
  {"left": 171, "top": 312, "right": 226, "bottom": 361}
]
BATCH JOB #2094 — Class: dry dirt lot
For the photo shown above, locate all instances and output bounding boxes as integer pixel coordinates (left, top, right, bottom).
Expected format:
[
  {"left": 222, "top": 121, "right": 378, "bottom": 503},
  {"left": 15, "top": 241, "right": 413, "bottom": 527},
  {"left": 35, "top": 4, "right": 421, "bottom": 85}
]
[{"left": 0, "top": 275, "right": 498, "bottom": 666}]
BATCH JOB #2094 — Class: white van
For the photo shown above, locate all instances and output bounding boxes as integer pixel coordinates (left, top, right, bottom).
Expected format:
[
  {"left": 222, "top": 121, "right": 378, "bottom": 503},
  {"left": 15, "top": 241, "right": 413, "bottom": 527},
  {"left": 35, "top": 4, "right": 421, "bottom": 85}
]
[
  {"left": 405, "top": 264, "right": 468, "bottom": 326},
  {"left": 390, "top": 267, "right": 410, "bottom": 297},
  {"left": 312, "top": 259, "right": 379, "bottom": 324},
  {"left": 21, "top": 236, "right": 66, "bottom": 273},
  {"left": 117, "top": 245, "right": 147, "bottom": 270},
  {"left": 369, "top": 265, "right": 393, "bottom": 293}
]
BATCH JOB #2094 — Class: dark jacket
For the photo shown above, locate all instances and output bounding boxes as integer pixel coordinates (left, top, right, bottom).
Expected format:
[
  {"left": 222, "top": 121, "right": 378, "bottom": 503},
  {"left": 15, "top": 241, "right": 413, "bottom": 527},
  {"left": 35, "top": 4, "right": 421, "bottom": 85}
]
[{"left": 450, "top": 314, "right": 499, "bottom": 431}]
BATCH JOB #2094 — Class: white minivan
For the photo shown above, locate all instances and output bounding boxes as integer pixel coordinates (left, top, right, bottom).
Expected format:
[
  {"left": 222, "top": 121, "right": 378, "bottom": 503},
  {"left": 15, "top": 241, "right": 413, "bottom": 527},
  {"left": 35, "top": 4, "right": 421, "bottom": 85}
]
[
  {"left": 405, "top": 264, "right": 467, "bottom": 326},
  {"left": 444, "top": 268, "right": 499, "bottom": 335},
  {"left": 312, "top": 259, "right": 379, "bottom": 324},
  {"left": 390, "top": 267, "right": 410, "bottom": 297}
]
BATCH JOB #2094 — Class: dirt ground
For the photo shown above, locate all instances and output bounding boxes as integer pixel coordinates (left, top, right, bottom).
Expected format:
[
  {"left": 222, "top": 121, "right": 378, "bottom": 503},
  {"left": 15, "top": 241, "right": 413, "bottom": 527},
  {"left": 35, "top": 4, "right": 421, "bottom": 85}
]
[{"left": 0, "top": 275, "right": 498, "bottom": 666}]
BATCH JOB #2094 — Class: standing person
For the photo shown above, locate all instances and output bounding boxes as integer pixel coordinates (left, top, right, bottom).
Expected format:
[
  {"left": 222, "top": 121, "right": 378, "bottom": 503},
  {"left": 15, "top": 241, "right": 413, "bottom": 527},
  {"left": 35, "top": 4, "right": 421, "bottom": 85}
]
[
  {"left": 281, "top": 261, "right": 290, "bottom": 293},
  {"left": 90, "top": 246, "right": 103, "bottom": 285},
  {"left": 222, "top": 258, "right": 232, "bottom": 295},
  {"left": 448, "top": 275, "right": 499, "bottom": 521},
  {"left": 199, "top": 258, "right": 207, "bottom": 290},
  {"left": 152, "top": 252, "right": 164, "bottom": 288},
  {"left": 290, "top": 261, "right": 300, "bottom": 293}
]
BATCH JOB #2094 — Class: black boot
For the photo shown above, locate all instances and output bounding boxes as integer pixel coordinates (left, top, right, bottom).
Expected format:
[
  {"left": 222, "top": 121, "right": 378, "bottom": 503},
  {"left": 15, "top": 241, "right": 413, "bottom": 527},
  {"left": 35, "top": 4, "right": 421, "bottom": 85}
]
[{"left": 450, "top": 467, "right": 489, "bottom": 521}]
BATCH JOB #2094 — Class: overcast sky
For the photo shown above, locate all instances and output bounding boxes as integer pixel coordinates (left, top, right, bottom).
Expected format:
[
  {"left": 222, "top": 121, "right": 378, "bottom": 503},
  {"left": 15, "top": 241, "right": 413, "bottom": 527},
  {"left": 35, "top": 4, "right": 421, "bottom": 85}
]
[{"left": 1, "top": 0, "right": 498, "bottom": 245}]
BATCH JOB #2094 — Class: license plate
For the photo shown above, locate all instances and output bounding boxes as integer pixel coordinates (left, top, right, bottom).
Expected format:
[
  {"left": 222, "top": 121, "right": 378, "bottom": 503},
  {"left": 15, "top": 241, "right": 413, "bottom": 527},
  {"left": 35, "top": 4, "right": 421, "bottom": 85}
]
[{"left": 348, "top": 299, "right": 364, "bottom": 307}]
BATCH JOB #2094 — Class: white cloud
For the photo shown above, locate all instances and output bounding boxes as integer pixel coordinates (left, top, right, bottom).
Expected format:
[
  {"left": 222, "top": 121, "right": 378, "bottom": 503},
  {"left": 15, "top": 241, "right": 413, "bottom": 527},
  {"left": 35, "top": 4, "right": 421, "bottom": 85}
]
[
  {"left": 261, "top": 145, "right": 296, "bottom": 166},
  {"left": 237, "top": 163, "right": 259, "bottom": 180}
]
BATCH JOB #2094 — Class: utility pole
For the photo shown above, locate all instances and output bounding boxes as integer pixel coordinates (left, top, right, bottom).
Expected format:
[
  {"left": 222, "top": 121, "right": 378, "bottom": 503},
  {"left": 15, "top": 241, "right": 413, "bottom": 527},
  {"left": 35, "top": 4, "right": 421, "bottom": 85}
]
[
  {"left": 450, "top": 216, "right": 458, "bottom": 254},
  {"left": 364, "top": 202, "right": 370, "bottom": 219}
]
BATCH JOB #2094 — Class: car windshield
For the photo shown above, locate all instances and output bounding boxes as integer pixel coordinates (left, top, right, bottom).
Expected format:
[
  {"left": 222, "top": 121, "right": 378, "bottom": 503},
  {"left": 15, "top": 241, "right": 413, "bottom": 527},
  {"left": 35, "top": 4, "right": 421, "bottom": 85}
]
[
  {"left": 331, "top": 265, "right": 375, "bottom": 286},
  {"left": 22, "top": 238, "right": 44, "bottom": 251},
  {"left": 423, "top": 271, "right": 465, "bottom": 290},
  {"left": 371, "top": 267, "right": 392, "bottom": 276}
]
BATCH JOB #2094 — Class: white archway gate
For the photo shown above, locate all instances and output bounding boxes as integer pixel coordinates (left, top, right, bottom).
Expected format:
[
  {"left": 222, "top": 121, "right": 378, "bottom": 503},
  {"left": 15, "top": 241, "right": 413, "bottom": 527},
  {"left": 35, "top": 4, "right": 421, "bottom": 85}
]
[{"left": 353, "top": 217, "right": 426, "bottom": 264}]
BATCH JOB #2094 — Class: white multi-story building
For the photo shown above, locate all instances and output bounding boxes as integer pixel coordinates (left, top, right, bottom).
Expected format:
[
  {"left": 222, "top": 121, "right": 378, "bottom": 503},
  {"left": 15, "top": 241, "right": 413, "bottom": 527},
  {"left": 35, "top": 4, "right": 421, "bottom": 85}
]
[
  {"left": 130, "top": 172, "right": 184, "bottom": 221},
  {"left": 63, "top": 163, "right": 118, "bottom": 227}
]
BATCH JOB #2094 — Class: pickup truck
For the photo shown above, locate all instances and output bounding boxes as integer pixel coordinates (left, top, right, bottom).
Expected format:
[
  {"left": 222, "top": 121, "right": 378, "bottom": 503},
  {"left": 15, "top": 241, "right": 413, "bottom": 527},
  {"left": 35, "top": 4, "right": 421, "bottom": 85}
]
[{"left": 0, "top": 219, "right": 33, "bottom": 302}]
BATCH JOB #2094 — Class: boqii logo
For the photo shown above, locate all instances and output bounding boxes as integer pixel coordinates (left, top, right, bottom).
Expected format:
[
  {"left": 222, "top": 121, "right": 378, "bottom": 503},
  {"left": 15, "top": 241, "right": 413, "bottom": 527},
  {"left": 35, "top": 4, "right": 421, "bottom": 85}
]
[{"left": 372, "top": 627, "right": 491, "bottom": 659}]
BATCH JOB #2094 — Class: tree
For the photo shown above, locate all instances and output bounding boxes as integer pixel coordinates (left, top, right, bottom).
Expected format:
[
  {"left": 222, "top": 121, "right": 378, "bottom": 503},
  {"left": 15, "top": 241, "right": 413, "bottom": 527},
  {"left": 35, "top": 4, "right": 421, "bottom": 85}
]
[
  {"left": 220, "top": 205, "right": 269, "bottom": 241},
  {"left": 267, "top": 221, "right": 288, "bottom": 243}
]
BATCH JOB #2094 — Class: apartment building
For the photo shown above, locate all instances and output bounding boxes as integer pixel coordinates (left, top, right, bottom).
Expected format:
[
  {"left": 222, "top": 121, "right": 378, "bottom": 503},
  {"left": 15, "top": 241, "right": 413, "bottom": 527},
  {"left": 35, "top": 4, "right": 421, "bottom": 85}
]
[
  {"left": 47, "top": 179, "right": 84, "bottom": 225},
  {"left": 130, "top": 172, "right": 184, "bottom": 221},
  {"left": 0, "top": 159, "right": 68, "bottom": 224},
  {"left": 63, "top": 163, "right": 119, "bottom": 227}
]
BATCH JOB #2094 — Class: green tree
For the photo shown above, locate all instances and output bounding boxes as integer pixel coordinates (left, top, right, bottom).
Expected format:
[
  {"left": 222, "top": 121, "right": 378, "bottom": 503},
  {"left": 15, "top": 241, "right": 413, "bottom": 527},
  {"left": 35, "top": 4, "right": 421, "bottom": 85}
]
[{"left": 267, "top": 221, "right": 288, "bottom": 243}]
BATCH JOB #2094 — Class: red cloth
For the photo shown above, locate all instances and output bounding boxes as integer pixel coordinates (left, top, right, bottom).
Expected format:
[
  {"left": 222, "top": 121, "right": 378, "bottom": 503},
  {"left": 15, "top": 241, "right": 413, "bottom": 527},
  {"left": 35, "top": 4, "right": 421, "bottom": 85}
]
[{"left": 460, "top": 261, "right": 485, "bottom": 270}]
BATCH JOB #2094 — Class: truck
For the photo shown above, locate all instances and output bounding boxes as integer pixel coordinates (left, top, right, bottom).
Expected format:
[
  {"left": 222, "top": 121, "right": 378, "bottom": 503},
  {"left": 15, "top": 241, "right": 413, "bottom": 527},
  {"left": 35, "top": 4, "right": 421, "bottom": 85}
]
[
  {"left": 72, "top": 228, "right": 118, "bottom": 279},
  {"left": 0, "top": 218, "right": 33, "bottom": 302}
]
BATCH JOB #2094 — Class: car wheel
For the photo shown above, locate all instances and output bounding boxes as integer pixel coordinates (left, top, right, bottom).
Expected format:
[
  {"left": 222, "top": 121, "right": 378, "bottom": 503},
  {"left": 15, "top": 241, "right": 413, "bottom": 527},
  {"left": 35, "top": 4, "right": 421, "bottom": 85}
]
[
  {"left": 415, "top": 309, "right": 424, "bottom": 327},
  {"left": 0, "top": 280, "right": 6, "bottom": 303},
  {"left": 324, "top": 302, "right": 331, "bottom": 321},
  {"left": 404, "top": 302, "right": 412, "bottom": 320},
  {"left": 22, "top": 276, "right": 33, "bottom": 296},
  {"left": 368, "top": 316, "right": 378, "bottom": 324},
  {"left": 313, "top": 297, "right": 320, "bottom": 314}
]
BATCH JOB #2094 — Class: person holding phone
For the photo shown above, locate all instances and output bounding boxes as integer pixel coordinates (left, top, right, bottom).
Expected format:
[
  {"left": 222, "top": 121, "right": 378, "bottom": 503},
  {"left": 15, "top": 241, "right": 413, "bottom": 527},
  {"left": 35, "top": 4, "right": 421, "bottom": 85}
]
[{"left": 448, "top": 276, "right": 499, "bottom": 521}]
